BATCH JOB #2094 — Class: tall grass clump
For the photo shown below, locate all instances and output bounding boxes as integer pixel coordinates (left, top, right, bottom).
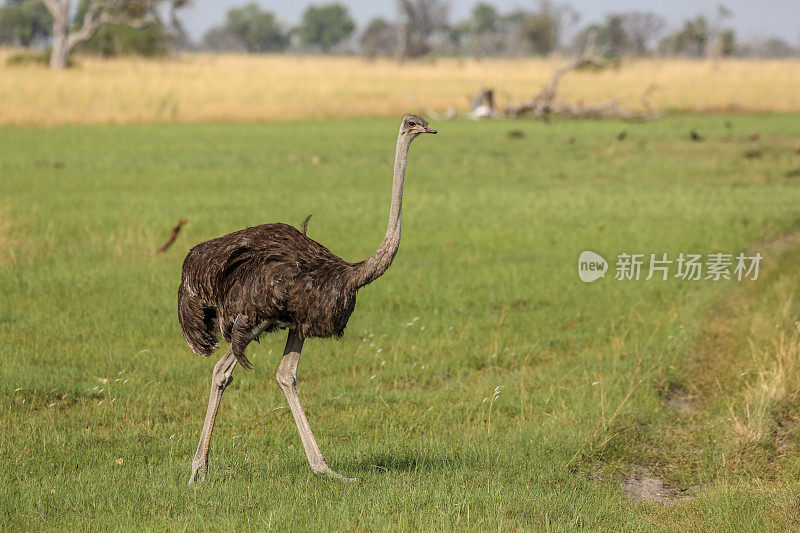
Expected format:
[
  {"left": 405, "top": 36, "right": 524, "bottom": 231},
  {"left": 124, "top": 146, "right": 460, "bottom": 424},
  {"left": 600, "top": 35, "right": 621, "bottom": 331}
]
[{"left": 729, "top": 329, "right": 800, "bottom": 446}]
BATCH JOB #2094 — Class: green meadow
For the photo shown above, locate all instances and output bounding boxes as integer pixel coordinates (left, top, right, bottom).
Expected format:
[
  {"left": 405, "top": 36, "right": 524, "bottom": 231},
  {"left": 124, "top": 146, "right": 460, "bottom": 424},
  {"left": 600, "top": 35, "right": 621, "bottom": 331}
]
[{"left": 1, "top": 114, "right": 800, "bottom": 530}]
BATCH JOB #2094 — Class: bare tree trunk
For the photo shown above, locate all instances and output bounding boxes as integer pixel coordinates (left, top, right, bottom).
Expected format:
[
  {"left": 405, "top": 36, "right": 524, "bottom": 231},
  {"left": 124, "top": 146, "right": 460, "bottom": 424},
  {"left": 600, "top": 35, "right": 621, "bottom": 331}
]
[
  {"left": 709, "top": 31, "right": 722, "bottom": 70},
  {"left": 44, "top": 0, "right": 71, "bottom": 70},
  {"left": 166, "top": 4, "right": 180, "bottom": 59},
  {"left": 395, "top": 23, "right": 407, "bottom": 63},
  {"left": 150, "top": 1, "right": 180, "bottom": 60},
  {"left": 50, "top": 29, "right": 70, "bottom": 69}
]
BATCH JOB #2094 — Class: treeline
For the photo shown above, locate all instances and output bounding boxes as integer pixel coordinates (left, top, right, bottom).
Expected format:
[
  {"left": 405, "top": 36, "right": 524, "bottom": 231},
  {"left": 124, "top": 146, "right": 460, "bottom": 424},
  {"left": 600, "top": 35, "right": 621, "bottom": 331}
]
[
  {"left": 1, "top": 0, "right": 798, "bottom": 64},
  {"left": 200, "top": 1, "right": 799, "bottom": 59}
]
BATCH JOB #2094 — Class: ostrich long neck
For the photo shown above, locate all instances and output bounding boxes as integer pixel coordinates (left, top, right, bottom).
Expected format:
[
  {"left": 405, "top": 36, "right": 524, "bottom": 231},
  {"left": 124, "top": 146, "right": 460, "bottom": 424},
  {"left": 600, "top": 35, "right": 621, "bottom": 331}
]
[{"left": 350, "top": 131, "right": 412, "bottom": 290}]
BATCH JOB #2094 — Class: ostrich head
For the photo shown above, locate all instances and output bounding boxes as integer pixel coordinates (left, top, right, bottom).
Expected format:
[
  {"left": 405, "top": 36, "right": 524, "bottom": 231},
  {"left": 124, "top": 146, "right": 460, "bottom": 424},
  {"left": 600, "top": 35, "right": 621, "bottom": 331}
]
[{"left": 400, "top": 114, "right": 437, "bottom": 138}]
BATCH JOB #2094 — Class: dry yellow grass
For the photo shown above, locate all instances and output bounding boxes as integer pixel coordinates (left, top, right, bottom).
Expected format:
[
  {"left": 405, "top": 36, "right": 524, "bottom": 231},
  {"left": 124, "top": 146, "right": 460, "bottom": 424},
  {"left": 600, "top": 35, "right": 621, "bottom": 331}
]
[
  {"left": 729, "top": 330, "right": 800, "bottom": 447},
  {"left": 2, "top": 51, "right": 800, "bottom": 125}
]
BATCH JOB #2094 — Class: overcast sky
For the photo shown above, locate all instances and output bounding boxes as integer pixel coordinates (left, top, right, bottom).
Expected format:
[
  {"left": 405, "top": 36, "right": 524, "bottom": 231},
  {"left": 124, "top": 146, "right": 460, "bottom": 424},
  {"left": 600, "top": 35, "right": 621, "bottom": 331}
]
[{"left": 182, "top": 1, "right": 799, "bottom": 44}]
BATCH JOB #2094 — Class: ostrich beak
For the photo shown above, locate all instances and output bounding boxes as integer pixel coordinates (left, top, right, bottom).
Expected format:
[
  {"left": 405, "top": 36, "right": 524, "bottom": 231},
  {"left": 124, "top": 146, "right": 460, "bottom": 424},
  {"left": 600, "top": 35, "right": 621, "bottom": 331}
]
[{"left": 424, "top": 127, "right": 437, "bottom": 134}]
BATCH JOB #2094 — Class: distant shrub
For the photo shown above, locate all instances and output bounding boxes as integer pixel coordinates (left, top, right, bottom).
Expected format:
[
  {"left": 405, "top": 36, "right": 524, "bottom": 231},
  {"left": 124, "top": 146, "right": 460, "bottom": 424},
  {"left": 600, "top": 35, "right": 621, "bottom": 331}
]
[
  {"left": 6, "top": 50, "right": 47, "bottom": 66},
  {"left": 6, "top": 49, "right": 76, "bottom": 67},
  {"left": 78, "top": 24, "right": 167, "bottom": 58}
]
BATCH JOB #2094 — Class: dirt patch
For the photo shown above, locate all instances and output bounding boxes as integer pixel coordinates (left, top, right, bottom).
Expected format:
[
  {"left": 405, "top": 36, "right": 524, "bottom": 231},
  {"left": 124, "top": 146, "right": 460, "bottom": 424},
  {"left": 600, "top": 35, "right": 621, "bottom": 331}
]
[
  {"left": 775, "top": 417, "right": 800, "bottom": 454},
  {"left": 621, "top": 473, "right": 694, "bottom": 504}
]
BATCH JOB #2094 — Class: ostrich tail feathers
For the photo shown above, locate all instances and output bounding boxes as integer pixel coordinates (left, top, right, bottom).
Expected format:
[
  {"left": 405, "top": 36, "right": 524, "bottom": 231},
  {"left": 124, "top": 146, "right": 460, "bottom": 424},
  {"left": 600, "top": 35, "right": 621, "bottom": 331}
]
[
  {"left": 301, "top": 214, "right": 312, "bottom": 235},
  {"left": 234, "top": 351, "right": 253, "bottom": 371},
  {"left": 178, "top": 284, "right": 219, "bottom": 357}
]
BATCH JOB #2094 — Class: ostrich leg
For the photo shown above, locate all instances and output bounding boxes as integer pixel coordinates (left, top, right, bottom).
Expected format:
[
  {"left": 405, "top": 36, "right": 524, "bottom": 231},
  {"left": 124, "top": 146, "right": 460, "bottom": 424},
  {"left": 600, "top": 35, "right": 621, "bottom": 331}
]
[
  {"left": 188, "top": 349, "right": 237, "bottom": 483},
  {"left": 188, "top": 316, "right": 250, "bottom": 484},
  {"left": 276, "top": 329, "right": 355, "bottom": 481}
]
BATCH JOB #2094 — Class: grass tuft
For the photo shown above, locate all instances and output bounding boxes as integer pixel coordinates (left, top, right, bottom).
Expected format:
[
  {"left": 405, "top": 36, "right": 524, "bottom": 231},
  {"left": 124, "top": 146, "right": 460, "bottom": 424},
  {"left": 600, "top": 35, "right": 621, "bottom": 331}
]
[{"left": 729, "top": 329, "right": 800, "bottom": 447}]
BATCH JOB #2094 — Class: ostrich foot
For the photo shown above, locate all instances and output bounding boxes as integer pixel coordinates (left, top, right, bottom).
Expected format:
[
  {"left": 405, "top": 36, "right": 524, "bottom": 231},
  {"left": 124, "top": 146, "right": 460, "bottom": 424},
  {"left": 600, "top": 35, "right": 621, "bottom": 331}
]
[{"left": 188, "top": 462, "right": 207, "bottom": 484}]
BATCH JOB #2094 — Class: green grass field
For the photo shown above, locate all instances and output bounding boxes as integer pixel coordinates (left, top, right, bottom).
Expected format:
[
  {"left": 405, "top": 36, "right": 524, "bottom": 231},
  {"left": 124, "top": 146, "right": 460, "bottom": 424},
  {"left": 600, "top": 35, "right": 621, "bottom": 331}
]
[{"left": 2, "top": 114, "right": 800, "bottom": 530}]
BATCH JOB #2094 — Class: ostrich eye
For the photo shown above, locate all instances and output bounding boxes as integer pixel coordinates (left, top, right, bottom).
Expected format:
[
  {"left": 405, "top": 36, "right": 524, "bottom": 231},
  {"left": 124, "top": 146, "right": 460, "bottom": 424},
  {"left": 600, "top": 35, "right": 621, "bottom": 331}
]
[{"left": 408, "top": 121, "right": 416, "bottom": 127}]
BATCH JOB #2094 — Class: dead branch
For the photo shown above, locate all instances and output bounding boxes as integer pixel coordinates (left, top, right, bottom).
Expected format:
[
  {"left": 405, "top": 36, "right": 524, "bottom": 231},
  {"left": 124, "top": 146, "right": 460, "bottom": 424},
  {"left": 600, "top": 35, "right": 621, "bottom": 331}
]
[
  {"left": 503, "top": 31, "right": 659, "bottom": 120},
  {"left": 154, "top": 218, "right": 187, "bottom": 255},
  {"left": 504, "top": 31, "right": 609, "bottom": 118},
  {"left": 638, "top": 83, "right": 664, "bottom": 118}
]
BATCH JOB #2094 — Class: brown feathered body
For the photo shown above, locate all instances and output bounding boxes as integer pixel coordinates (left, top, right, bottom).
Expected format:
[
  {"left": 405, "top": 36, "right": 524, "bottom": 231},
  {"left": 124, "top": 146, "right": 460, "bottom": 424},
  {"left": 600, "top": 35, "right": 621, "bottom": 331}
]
[
  {"left": 178, "top": 115, "right": 436, "bottom": 373},
  {"left": 178, "top": 223, "right": 362, "bottom": 368}
]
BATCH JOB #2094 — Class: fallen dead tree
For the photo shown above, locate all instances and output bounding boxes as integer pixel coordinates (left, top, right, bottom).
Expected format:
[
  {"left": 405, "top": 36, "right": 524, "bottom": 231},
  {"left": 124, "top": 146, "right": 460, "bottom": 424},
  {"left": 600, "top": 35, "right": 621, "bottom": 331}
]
[{"left": 503, "top": 33, "right": 660, "bottom": 120}]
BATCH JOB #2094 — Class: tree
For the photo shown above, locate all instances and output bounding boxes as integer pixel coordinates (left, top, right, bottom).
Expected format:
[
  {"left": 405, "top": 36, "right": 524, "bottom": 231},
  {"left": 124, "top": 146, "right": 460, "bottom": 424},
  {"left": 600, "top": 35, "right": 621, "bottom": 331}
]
[
  {"left": 621, "top": 11, "right": 664, "bottom": 56},
  {"left": 659, "top": 16, "right": 709, "bottom": 57},
  {"left": 522, "top": 13, "right": 556, "bottom": 55},
  {"left": 296, "top": 3, "right": 354, "bottom": 53},
  {"left": 572, "top": 11, "right": 664, "bottom": 57},
  {"left": 719, "top": 29, "right": 735, "bottom": 56},
  {"left": 464, "top": 2, "right": 505, "bottom": 57},
  {"left": 395, "top": 0, "right": 449, "bottom": 59},
  {"left": 743, "top": 37, "right": 794, "bottom": 58},
  {"left": 202, "top": 24, "right": 244, "bottom": 52},
  {"left": 492, "top": 9, "right": 535, "bottom": 57},
  {"left": 603, "top": 14, "right": 626, "bottom": 56},
  {"left": 444, "top": 18, "right": 469, "bottom": 53},
  {"left": 203, "top": 3, "right": 288, "bottom": 53},
  {"left": 521, "top": 1, "right": 578, "bottom": 55},
  {"left": 0, "top": 0, "right": 51, "bottom": 47},
  {"left": 762, "top": 38, "right": 794, "bottom": 57},
  {"left": 73, "top": 0, "right": 165, "bottom": 58},
  {"left": 77, "top": 20, "right": 165, "bottom": 57},
  {"left": 226, "top": 2, "right": 288, "bottom": 52},
  {"left": 43, "top": 0, "right": 153, "bottom": 69},
  {"left": 359, "top": 17, "right": 396, "bottom": 58},
  {"left": 147, "top": 0, "right": 191, "bottom": 58},
  {"left": 471, "top": 2, "right": 499, "bottom": 35},
  {"left": 707, "top": 4, "right": 734, "bottom": 66}
]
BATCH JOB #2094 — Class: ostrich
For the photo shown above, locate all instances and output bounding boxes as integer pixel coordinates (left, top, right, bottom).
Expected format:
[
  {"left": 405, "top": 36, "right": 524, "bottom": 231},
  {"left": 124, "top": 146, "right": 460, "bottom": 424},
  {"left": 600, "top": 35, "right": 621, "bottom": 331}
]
[{"left": 179, "top": 115, "right": 437, "bottom": 483}]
